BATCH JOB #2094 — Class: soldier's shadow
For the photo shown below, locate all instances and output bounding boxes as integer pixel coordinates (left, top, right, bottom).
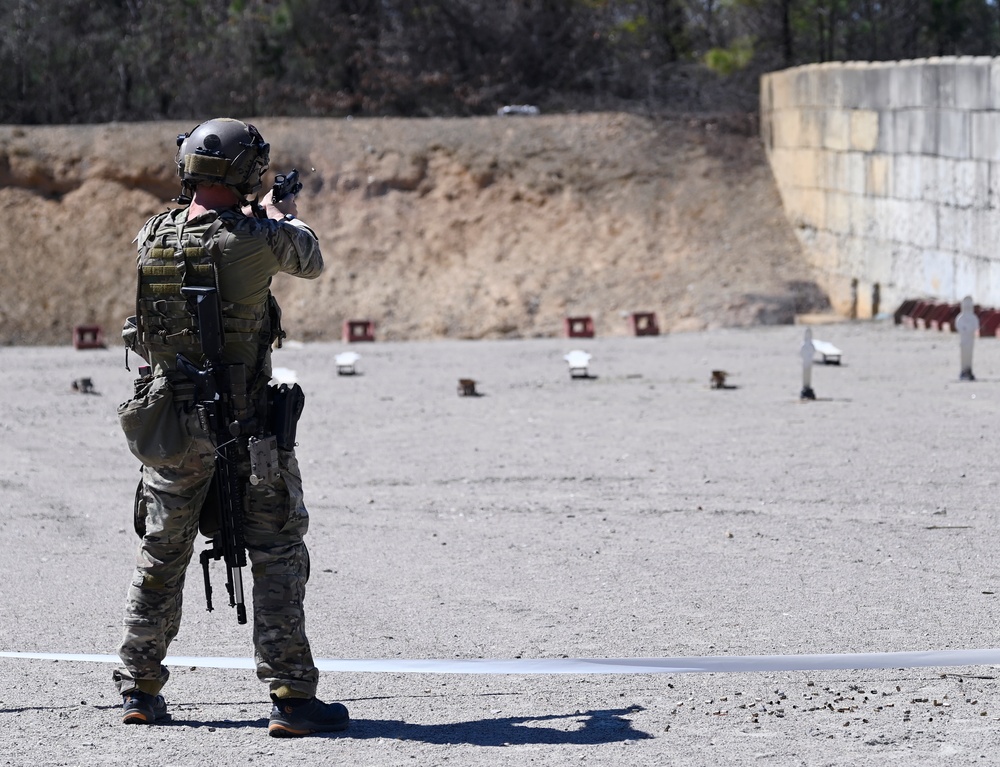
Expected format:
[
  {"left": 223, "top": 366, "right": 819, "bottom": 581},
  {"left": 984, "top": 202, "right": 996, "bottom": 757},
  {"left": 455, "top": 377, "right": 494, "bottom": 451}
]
[
  {"left": 173, "top": 705, "right": 651, "bottom": 745},
  {"left": 348, "top": 705, "right": 651, "bottom": 745}
]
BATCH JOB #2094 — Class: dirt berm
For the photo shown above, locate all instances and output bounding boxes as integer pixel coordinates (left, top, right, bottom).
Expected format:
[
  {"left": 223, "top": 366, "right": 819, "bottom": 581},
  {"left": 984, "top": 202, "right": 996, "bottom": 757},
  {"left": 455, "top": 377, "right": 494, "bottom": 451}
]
[{"left": 0, "top": 113, "right": 828, "bottom": 346}]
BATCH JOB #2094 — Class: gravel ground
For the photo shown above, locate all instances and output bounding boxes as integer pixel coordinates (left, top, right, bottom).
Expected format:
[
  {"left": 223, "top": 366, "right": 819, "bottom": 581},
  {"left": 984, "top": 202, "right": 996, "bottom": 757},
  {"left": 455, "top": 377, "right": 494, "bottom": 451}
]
[{"left": 3, "top": 320, "right": 1000, "bottom": 765}]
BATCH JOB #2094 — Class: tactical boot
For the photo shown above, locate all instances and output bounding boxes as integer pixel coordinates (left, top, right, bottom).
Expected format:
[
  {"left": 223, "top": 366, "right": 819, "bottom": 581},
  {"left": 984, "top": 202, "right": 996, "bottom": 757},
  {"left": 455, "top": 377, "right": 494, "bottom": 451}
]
[
  {"left": 268, "top": 696, "right": 350, "bottom": 737},
  {"left": 121, "top": 690, "right": 168, "bottom": 724}
]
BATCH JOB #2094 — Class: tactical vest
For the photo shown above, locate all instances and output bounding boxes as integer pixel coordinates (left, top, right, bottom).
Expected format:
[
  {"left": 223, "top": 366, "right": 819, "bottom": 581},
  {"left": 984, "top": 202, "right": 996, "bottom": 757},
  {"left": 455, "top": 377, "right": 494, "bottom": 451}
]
[{"left": 132, "top": 207, "right": 276, "bottom": 377}]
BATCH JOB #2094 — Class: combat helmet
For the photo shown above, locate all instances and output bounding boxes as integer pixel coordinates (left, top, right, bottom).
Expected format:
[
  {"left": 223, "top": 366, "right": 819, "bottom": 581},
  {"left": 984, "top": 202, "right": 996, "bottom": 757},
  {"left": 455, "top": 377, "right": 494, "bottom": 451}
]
[{"left": 175, "top": 118, "right": 270, "bottom": 199}]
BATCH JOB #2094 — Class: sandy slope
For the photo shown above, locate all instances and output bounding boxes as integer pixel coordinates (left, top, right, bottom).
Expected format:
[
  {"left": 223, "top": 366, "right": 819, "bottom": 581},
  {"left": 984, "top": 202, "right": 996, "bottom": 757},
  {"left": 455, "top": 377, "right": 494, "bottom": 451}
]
[{"left": 0, "top": 113, "right": 827, "bottom": 346}]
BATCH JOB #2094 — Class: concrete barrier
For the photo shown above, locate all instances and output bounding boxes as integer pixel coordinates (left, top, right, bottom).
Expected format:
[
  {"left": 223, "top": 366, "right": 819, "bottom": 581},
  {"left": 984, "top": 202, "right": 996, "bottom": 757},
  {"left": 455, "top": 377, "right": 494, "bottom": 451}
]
[{"left": 761, "top": 57, "right": 1000, "bottom": 317}]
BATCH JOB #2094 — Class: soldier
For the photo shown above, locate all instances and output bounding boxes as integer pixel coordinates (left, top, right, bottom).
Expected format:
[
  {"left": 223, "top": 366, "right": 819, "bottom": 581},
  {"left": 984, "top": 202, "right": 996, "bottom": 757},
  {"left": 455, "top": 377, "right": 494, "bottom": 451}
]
[{"left": 114, "top": 118, "right": 348, "bottom": 737}]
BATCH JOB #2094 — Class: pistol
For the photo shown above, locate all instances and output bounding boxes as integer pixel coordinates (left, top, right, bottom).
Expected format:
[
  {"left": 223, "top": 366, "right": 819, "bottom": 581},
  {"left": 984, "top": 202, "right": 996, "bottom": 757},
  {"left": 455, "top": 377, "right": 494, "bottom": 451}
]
[{"left": 271, "top": 169, "right": 302, "bottom": 204}]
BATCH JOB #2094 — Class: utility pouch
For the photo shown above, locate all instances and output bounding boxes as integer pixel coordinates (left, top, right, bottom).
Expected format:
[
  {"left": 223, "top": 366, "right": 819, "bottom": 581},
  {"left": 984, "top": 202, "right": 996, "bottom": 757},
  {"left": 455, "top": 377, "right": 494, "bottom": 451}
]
[
  {"left": 117, "top": 373, "right": 192, "bottom": 468},
  {"left": 268, "top": 382, "right": 305, "bottom": 451},
  {"left": 248, "top": 435, "right": 280, "bottom": 485}
]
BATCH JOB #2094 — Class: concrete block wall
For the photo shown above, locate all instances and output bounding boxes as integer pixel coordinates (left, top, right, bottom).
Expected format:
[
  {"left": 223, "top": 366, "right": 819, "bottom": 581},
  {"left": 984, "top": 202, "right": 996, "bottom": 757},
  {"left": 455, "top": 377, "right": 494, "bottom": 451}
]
[{"left": 761, "top": 57, "right": 1000, "bottom": 317}]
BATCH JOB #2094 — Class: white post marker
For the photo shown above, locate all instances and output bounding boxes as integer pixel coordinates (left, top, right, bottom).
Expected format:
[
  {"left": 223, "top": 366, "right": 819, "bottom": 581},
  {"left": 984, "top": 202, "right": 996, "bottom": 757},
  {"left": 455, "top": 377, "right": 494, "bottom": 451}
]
[
  {"left": 955, "top": 295, "right": 979, "bottom": 381},
  {"left": 800, "top": 328, "right": 815, "bottom": 400}
]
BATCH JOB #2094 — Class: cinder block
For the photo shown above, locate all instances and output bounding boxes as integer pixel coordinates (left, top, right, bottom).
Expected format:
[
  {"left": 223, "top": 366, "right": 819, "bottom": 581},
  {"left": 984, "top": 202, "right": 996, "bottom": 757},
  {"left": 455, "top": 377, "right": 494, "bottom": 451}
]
[
  {"left": 938, "top": 110, "right": 970, "bottom": 159},
  {"left": 950, "top": 159, "right": 982, "bottom": 208},
  {"left": 791, "top": 148, "right": 820, "bottom": 188},
  {"left": 858, "top": 64, "right": 893, "bottom": 109},
  {"left": 825, "top": 191, "right": 852, "bottom": 234},
  {"left": 797, "top": 188, "right": 827, "bottom": 229},
  {"left": 892, "top": 109, "right": 938, "bottom": 155},
  {"left": 848, "top": 235, "right": 889, "bottom": 284},
  {"left": 909, "top": 200, "right": 940, "bottom": 249},
  {"left": 841, "top": 233, "right": 872, "bottom": 275},
  {"left": 865, "top": 154, "right": 891, "bottom": 197},
  {"left": 793, "top": 68, "right": 819, "bottom": 108},
  {"left": 954, "top": 252, "right": 987, "bottom": 299},
  {"left": 799, "top": 108, "right": 824, "bottom": 147},
  {"left": 767, "top": 72, "right": 794, "bottom": 111},
  {"left": 877, "top": 197, "right": 904, "bottom": 242},
  {"left": 938, "top": 205, "right": 974, "bottom": 252},
  {"left": 922, "top": 249, "right": 956, "bottom": 297},
  {"left": 769, "top": 111, "right": 799, "bottom": 149},
  {"left": 913, "top": 154, "right": 940, "bottom": 202},
  {"left": 891, "top": 154, "right": 918, "bottom": 201},
  {"left": 842, "top": 151, "right": 867, "bottom": 196},
  {"left": 807, "top": 229, "right": 843, "bottom": 273},
  {"left": 888, "top": 63, "right": 918, "bottom": 108},
  {"left": 940, "top": 57, "right": 991, "bottom": 109},
  {"left": 887, "top": 198, "right": 937, "bottom": 248},
  {"left": 916, "top": 156, "right": 948, "bottom": 205},
  {"left": 837, "top": 65, "right": 865, "bottom": 108},
  {"left": 937, "top": 205, "right": 958, "bottom": 251},
  {"left": 849, "top": 110, "right": 880, "bottom": 152},
  {"left": 849, "top": 195, "right": 877, "bottom": 240},
  {"left": 892, "top": 245, "right": 926, "bottom": 298},
  {"left": 986, "top": 258, "right": 1000, "bottom": 303},
  {"left": 760, "top": 75, "right": 773, "bottom": 113},
  {"left": 988, "top": 161, "right": 1000, "bottom": 207},
  {"left": 970, "top": 208, "right": 996, "bottom": 259},
  {"left": 889, "top": 60, "right": 938, "bottom": 108},
  {"left": 816, "top": 68, "right": 838, "bottom": 108},
  {"left": 817, "top": 150, "right": 837, "bottom": 190},
  {"left": 989, "top": 58, "right": 1000, "bottom": 109},
  {"left": 970, "top": 112, "right": 1000, "bottom": 161},
  {"left": 823, "top": 109, "right": 851, "bottom": 151},
  {"left": 875, "top": 109, "right": 896, "bottom": 153}
]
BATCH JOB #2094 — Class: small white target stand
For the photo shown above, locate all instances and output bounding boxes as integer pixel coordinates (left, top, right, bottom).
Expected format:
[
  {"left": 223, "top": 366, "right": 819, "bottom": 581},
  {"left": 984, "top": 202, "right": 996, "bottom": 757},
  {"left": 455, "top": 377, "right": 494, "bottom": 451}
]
[
  {"left": 564, "top": 350, "right": 593, "bottom": 379},
  {"left": 955, "top": 296, "right": 979, "bottom": 381},
  {"left": 335, "top": 351, "right": 361, "bottom": 376},
  {"left": 800, "top": 328, "right": 816, "bottom": 400}
]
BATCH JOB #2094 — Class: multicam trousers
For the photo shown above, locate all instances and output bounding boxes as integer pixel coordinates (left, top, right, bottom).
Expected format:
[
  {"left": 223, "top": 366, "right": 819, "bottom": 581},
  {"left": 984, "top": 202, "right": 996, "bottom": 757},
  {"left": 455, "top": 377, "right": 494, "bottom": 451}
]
[{"left": 113, "top": 400, "right": 319, "bottom": 698}]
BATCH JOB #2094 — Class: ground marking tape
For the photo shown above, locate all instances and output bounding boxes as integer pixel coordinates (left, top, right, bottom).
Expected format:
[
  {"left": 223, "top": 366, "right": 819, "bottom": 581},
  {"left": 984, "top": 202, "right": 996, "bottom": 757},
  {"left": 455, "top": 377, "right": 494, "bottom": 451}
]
[{"left": 3, "top": 649, "right": 1000, "bottom": 674}]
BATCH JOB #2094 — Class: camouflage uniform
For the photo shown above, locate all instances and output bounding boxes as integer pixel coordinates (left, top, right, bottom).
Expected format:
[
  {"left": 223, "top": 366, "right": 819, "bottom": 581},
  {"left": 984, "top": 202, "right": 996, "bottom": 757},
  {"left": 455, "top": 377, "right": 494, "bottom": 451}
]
[{"left": 114, "top": 205, "right": 324, "bottom": 699}]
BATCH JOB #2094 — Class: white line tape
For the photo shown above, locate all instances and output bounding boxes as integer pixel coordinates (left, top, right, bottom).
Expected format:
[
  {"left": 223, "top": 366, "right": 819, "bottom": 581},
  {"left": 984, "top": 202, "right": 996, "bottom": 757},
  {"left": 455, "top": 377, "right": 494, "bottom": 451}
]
[{"left": 3, "top": 649, "right": 1000, "bottom": 674}]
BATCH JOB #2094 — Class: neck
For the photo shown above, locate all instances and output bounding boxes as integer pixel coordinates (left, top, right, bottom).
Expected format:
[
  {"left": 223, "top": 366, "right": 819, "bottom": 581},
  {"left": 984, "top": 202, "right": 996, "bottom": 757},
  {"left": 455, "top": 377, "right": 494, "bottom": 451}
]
[{"left": 188, "top": 185, "right": 239, "bottom": 218}]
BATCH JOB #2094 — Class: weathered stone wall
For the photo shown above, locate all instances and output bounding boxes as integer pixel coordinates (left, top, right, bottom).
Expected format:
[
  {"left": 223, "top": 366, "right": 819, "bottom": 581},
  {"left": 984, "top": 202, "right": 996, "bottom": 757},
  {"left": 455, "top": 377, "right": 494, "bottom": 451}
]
[{"left": 761, "top": 57, "right": 1000, "bottom": 317}]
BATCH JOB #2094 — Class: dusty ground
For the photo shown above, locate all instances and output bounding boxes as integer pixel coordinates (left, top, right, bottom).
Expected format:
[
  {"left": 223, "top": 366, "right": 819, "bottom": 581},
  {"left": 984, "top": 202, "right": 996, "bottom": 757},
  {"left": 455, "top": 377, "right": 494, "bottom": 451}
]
[
  {"left": 0, "top": 113, "right": 828, "bottom": 346},
  {"left": 3, "top": 320, "right": 1000, "bottom": 764}
]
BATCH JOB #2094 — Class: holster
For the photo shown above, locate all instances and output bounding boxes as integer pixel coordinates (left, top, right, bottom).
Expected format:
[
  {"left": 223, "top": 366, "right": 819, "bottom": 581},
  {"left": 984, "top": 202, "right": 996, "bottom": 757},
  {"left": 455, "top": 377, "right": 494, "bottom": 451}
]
[{"left": 268, "top": 382, "right": 305, "bottom": 451}]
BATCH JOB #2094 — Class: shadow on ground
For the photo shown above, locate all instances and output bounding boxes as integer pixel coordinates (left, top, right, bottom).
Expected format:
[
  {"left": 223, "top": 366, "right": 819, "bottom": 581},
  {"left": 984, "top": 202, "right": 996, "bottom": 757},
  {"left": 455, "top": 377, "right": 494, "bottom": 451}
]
[{"left": 158, "top": 705, "right": 651, "bottom": 745}]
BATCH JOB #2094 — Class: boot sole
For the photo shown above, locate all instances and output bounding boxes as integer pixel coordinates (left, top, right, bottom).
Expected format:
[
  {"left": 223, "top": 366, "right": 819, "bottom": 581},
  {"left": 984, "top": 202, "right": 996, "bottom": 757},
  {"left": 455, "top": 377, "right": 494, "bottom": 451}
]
[
  {"left": 122, "top": 713, "right": 155, "bottom": 724},
  {"left": 268, "top": 720, "right": 349, "bottom": 737}
]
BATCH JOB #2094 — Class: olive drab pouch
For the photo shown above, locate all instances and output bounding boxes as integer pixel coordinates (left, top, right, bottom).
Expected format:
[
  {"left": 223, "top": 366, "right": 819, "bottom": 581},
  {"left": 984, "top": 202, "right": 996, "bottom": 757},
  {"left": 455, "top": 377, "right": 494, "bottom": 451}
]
[{"left": 117, "top": 373, "right": 192, "bottom": 468}]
